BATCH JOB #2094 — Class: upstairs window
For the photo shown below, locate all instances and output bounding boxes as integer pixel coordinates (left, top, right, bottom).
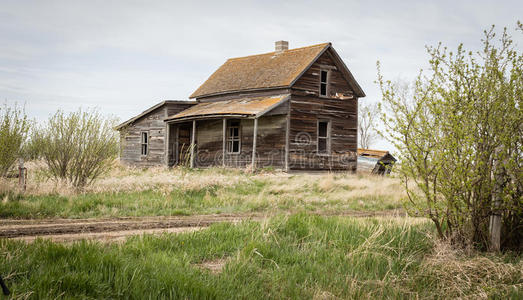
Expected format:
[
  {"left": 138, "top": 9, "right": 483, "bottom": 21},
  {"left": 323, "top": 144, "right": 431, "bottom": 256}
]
[
  {"left": 319, "top": 70, "right": 329, "bottom": 97},
  {"left": 317, "top": 121, "right": 330, "bottom": 154},
  {"left": 227, "top": 120, "right": 241, "bottom": 153},
  {"left": 141, "top": 131, "right": 148, "bottom": 155}
]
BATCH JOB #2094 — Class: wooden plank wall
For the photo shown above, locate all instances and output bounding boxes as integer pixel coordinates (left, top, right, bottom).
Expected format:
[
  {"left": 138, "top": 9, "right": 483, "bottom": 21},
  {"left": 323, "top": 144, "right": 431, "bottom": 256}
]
[
  {"left": 292, "top": 50, "right": 355, "bottom": 99},
  {"left": 119, "top": 107, "right": 166, "bottom": 166},
  {"left": 119, "top": 102, "right": 195, "bottom": 167},
  {"left": 288, "top": 94, "right": 358, "bottom": 170},
  {"left": 289, "top": 51, "right": 358, "bottom": 171}
]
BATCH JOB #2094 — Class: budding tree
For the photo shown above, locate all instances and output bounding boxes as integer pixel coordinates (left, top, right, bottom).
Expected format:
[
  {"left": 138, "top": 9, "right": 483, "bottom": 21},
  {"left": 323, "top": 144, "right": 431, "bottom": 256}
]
[{"left": 378, "top": 23, "right": 522, "bottom": 251}]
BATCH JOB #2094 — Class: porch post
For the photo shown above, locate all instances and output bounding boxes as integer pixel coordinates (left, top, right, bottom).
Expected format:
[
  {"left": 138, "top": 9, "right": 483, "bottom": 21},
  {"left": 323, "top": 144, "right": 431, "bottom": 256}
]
[
  {"left": 222, "top": 118, "right": 227, "bottom": 167},
  {"left": 190, "top": 120, "right": 196, "bottom": 168},
  {"left": 251, "top": 118, "right": 258, "bottom": 171},
  {"left": 165, "top": 122, "right": 170, "bottom": 166},
  {"left": 285, "top": 111, "right": 290, "bottom": 172}
]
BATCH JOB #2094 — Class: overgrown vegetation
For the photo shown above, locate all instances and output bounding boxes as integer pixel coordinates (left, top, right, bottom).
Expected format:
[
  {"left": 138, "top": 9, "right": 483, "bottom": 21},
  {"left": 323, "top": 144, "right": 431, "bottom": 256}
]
[
  {"left": 1, "top": 215, "right": 520, "bottom": 299},
  {"left": 378, "top": 23, "right": 523, "bottom": 250},
  {"left": 31, "top": 109, "right": 119, "bottom": 188},
  {"left": 0, "top": 103, "right": 30, "bottom": 177},
  {"left": 0, "top": 166, "right": 404, "bottom": 218}
]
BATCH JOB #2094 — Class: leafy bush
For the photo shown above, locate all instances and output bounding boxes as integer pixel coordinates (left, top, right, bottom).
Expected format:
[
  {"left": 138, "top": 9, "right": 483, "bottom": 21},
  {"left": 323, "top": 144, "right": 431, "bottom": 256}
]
[
  {"left": 33, "top": 109, "right": 119, "bottom": 187},
  {"left": 0, "top": 104, "right": 30, "bottom": 176},
  {"left": 377, "top": 23, "right": 522, "bottom": 250}
]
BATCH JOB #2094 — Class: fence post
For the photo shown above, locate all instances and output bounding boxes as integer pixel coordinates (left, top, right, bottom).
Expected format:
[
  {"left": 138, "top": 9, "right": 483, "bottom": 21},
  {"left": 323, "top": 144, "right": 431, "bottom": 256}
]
[{"left": 18, "top": 158, "right": 26, "bottom": 192}]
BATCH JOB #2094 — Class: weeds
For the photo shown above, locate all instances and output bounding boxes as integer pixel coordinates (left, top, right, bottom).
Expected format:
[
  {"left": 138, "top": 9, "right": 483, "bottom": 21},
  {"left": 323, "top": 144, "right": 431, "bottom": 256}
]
[{"left": 1, "top": 215, "right": 520, "bottom": 299}]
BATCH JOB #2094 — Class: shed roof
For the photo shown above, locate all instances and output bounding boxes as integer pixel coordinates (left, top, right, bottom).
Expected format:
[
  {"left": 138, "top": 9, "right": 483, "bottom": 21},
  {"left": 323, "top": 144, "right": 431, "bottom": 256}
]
[
  {"left": 190, "top": 43, "right": 365, "bottom": 99},
  {"left": 115, "top": 100, "right": 196, "bottom": 130},
  {"left": 165, "top": 95, "right": 290, "bottom": 122},
  {"left": 357, "top": 148, "right": 396, "bottom": 161}
]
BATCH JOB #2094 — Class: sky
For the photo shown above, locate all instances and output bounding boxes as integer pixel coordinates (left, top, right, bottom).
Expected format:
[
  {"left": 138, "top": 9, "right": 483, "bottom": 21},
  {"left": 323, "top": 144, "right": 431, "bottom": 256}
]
[{"left": 1, "top": 0, "right": 521, "bottom": 149}]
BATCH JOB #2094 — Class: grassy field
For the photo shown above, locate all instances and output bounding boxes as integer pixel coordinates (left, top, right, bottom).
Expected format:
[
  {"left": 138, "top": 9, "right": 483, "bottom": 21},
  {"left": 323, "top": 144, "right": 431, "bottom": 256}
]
[
  {"left": 0, "top": 164, "right": 405, "bottom": 219},
  {"left": 1, "top": 164, "right": 520, "bottom": 299},
  {"left": 1, "top": 215, "right": 521, "bottom": 299}
]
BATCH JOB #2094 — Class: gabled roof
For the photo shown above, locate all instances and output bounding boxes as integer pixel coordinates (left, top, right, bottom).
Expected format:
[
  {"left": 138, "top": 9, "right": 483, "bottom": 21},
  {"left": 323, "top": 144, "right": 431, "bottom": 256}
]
[
  {"left": 115, "top": 100, "right": 196, "bottom": 130},
  {"left": 190, "top": 43, "right": 365, "bottom": 99},
  {"left": 165, "top": 95, "right": 290, "bottom": 122}
]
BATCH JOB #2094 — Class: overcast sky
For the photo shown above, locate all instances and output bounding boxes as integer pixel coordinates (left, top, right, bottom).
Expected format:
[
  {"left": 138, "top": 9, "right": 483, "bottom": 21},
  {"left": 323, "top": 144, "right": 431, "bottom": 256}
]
[{"left": 1, "top": 0, "right": 521, "bottom": 148}]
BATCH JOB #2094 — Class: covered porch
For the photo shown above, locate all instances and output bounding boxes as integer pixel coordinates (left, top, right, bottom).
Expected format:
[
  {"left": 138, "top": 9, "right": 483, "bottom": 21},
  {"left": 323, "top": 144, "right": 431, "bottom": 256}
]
[{"left": 164, "top": 95, "right": 290, "bottom": 170}]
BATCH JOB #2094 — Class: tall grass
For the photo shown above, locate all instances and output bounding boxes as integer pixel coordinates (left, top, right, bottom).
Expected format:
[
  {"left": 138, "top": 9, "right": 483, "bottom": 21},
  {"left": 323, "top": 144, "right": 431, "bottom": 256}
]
[
  {"left": 0, "top": 165, "right": 405, "bottom": 218},
  {"left": 1, "top": 215, "right": 520, "bottom": 299}
]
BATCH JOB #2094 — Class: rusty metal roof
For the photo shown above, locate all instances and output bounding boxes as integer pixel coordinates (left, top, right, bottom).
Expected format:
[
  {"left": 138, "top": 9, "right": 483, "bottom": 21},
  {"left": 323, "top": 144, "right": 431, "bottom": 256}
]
[
  {"left": 357, "top": 148, "right": 396, "bottom": 161},
  {"left": 190, "top": 43, "right": 331, "bottom": 99},
  {"left": 165, "top": 95, "right": 289, "bottom": 122}
]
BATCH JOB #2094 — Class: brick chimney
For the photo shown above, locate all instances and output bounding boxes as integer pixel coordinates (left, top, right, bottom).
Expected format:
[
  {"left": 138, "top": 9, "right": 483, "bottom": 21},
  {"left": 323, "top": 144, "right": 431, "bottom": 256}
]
[{"left": 275, "top": 40, "right": 289, "bottom": 53}]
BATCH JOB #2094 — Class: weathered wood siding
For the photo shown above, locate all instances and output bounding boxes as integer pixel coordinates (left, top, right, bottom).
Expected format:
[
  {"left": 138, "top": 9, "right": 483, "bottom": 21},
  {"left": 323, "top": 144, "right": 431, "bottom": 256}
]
[
  {"left": 119, "top": 102, "right": 194, "bottom": 166},
  {"left": 188, "top": 115, "right": 287, "bottom": 168},
  {"left": 288, "top": 51, "right": 358, "bottom": 170},
  {"left": 293, "top": 51, "right": 355, "bottom": 99},
  {"left": 119, "top": 107, "right": 166, "bottom": 166},
  {"left": 288, "top": 94, "right": 358, "bottom": 170}
]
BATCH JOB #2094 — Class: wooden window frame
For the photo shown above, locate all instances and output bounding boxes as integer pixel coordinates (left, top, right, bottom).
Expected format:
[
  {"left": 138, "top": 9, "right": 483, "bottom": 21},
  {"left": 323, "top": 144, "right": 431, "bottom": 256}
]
[
  {"left": 141, "top": 131, "right": 149, "bottom": 156},
  {"left": 226, "top": 120, "right": 241, "bottom": 154},
  {"left": 317, "top": 120, "right": 331, "bottom": 155},
  {"left": 319, "top": 69, "right": 330, "bottom": 98}
]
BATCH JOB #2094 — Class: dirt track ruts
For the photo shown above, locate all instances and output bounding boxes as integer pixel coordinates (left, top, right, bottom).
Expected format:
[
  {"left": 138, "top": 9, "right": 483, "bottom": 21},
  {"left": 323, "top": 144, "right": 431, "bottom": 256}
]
[{"left": 0, "top": 209, "right": 406, "bottom": 242}]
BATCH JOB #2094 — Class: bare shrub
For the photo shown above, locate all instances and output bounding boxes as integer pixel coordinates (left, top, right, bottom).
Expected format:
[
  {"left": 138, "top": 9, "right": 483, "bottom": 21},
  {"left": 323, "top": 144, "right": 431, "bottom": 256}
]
[{"left": 33, "top": 109, "right": 119, "bottom": 187}]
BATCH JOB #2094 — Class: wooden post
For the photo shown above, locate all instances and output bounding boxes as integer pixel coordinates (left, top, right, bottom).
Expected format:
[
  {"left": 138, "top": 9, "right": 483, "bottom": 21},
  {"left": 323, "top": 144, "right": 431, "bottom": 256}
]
[
  {"left": 175, "top": 125, "right": 179, "bottom": 165},
  {"left": 285, "top": 111, "right": 290, "bottom": 172},
  {"left": 190, "top": 120, "right": 196, "bottom": 168},
  {"left": 251, "top": 118, "right": 258, "bottom": 171},
  {"left": 18, "top": 158, "right": 26, "bottom": 191},
  {"left": 490, "top": 147, "right": 503, "bottom": 251},
  {"left": 165, "top": 123, "right": 170, "bottom": 166},
  {"left": 222, "top": 118, "right": 227, "bottom": 167}
]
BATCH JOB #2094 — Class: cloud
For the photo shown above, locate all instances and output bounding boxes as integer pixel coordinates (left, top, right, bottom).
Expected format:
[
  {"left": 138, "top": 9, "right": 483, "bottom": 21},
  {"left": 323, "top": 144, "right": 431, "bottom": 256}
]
[{"left": 0, "top": 0, "right": 521, "bottom": 140}]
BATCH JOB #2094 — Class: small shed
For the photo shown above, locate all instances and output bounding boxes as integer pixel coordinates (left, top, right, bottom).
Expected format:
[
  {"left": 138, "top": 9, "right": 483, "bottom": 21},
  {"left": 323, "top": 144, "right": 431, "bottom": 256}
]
[{"left": 357, "top": 148, "right": 396, "bottom": 175}]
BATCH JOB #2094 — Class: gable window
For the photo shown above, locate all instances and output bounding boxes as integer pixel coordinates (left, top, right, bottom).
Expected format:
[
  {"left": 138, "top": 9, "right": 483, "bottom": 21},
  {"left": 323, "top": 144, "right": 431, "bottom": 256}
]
[
  {"left": 141, "top": 131, "right": 148, "bottom": 156},
  {"left": 317, "top": 120, "right": 330, "bottom": 154},
  {"left": 319, "top": 69, "right": 329, "bottom": 97},
  {"left": 227, "top": 120, "right": 241, "bottom": 153}
]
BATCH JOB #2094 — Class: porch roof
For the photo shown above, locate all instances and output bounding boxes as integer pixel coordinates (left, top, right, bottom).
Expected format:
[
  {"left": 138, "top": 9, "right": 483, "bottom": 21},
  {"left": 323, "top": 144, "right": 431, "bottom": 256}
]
[{"left": 165, "top": 94, "right": 290, "bottom": 122}]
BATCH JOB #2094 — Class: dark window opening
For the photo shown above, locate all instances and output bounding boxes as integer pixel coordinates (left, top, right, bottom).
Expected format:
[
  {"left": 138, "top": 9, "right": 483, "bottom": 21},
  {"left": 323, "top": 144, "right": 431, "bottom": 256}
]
[
  {"left": 227, "top": 120, "right": 241, "bottom": 154},
  {"left": 141, "top": 132, "right": 148, "bottom": 155},
  {"left": 318, "top": 121, "right": 330, "bottom": 154},
  {"left": 320, "top": 70, "right": 329, "bottom": 97}
]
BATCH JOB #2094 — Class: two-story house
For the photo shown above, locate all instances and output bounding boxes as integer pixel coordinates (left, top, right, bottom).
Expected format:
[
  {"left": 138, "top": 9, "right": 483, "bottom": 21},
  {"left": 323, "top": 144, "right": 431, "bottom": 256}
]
[{"left": 116, "top": 41, "right": 365, "bottom": 171}]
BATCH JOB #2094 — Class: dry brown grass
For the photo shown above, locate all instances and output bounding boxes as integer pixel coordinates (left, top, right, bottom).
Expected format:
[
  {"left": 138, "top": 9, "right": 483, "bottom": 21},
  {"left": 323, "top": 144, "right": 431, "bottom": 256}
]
[
  {"left": 4, "top": 160, "right": 253, "bottom": 196},
  {"left": 4, "top": 160, "right": 405, "bottom": 200},
  {"left": 0, "top": 161, "right": 407, "bottom": 218},
  {"left": 415, "top": 239, "right": 523, "bottom": 299}
]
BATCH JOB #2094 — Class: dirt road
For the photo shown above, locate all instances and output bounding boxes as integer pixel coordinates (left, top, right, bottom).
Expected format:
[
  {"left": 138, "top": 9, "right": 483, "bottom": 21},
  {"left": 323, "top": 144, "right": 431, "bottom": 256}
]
[{"left": 0, "top": 209, "right": 405, "bottom": 243}]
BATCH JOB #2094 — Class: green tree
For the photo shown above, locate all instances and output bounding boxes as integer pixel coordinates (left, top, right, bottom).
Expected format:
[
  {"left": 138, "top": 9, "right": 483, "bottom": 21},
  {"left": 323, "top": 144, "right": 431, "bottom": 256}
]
[
  {"left": 34, "top": 109, "right": 119, "bottom": 187},
  {"left": 0, "top": 104, "right": 30, "bottom": 176},
  {"left": 377, "top": 23, "right": 522, "bottom": 251}
]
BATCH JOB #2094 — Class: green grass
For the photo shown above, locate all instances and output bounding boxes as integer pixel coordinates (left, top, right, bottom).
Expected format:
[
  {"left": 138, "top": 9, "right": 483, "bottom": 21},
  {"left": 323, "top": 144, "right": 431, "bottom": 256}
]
[
  {"left": 1, "top": 215, "right": 520, "bottom": 299},
  {"left": 0, "top": 176, "right": 403, "bottom": 219}
]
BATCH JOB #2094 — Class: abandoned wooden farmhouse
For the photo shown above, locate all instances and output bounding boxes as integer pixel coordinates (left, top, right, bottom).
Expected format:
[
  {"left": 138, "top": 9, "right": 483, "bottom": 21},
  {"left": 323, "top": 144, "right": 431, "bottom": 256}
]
[{"left": 115, "top": 41, "right": 365, "bottom": 171}]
